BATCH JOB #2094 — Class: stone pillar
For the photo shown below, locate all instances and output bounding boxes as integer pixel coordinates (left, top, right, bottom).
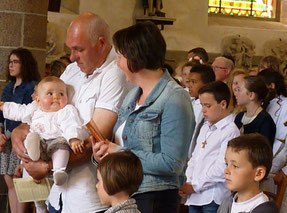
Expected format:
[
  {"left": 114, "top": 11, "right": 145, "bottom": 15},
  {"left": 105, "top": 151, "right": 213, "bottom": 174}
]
[{"left": 0, "top": 0, "right": 49, "bottom": 88}]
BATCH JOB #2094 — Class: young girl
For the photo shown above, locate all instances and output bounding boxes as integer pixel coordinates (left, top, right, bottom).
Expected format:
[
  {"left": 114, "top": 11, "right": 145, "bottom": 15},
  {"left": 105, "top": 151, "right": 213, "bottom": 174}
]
[
  {"left": 234, "top": 76, "right": 276, "bottom": 146},
  {"left": 258, "top": 69, "right": 287, "bottom": 155},
  {"left": 226, "top": 69, "right": 248, "bottom": 115},
  {"left": 96, "top": 150, "right": 143, "bottom": 213},
  {"left": 0, "top": 48, "right": 40, "bottom": 213}
]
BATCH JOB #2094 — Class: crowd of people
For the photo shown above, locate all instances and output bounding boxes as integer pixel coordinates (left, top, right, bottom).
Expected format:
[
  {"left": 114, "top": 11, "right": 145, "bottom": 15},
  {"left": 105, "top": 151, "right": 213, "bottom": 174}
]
[{"left": 0, "top": 12, "right": 286, "bottom": 213}]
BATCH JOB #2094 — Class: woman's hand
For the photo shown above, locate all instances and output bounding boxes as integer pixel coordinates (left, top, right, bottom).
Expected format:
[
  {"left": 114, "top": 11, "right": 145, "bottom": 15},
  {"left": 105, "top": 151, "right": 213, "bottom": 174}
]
[
  {"left": 91, "top": 137, "right": 119, "bottom": 162},
  {"left": 0, "top": 133, "right": 7, "bottom": 153}
]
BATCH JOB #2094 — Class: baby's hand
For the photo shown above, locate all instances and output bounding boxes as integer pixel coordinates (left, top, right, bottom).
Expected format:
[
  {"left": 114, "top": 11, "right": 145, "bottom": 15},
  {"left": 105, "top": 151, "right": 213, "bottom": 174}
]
[{"left": 70, "top": 138, "right": 84, "bottom": 154}]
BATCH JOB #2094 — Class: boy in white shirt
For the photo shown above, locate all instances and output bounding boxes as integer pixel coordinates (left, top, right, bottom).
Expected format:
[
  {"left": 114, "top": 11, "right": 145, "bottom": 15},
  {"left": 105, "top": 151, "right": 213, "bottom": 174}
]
[
  {"left": 179, "top": 81, "right": 240, "bottom": 213},
  {"left": 187, "top": 64, "right": 215, "bottom": 157},
  {"left": 217, "top": 133, "right": 279, "bottom": 213}
]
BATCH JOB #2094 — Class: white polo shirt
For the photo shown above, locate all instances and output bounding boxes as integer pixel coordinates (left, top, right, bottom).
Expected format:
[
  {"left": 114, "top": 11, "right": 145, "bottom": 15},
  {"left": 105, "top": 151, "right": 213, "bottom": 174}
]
[{"left": 48, "top": 47, "right": 132, "bottom": 213}]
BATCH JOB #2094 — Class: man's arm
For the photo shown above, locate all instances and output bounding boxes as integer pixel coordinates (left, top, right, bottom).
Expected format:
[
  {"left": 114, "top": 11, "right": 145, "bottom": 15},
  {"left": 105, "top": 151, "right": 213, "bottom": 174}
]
[
  {"left": 11, "top": 123, "right": 30, "bottom": 161},
  {"left": 23, "top": 108, "right": 118, "bottom": 180},
  {"left": 92, "top": 108, "right": 118, "bottom": 140}
]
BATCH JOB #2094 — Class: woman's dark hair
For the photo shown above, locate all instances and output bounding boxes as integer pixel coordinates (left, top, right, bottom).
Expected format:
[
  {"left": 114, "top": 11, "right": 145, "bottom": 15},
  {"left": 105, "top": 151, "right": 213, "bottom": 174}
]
[
  {"left": 243, "top": 76, "right": 268, "bottom": 105},
  {"left": 6, "top": 48, "right": 41, "bottom": 82},
  {"left": 113, "top": 21, "right": 166, "bottom": 73}
]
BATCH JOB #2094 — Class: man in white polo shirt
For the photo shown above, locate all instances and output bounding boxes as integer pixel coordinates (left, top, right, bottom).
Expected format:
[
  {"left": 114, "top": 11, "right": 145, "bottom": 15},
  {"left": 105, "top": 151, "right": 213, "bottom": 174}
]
[{"left": 12, "top": 13, "right": 131, "bottom": 213}]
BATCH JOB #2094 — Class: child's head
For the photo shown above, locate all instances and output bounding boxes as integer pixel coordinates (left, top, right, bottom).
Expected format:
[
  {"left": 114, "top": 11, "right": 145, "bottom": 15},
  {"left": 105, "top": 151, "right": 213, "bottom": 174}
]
[
  {"left": 181, "top": 61, "right": 201, "bottom": 88},
  {"left": 258, "top": 55, "right": 280, "bottom": 72},
  {"left": 96, "top": 150, "right": 143, "bottom": 206},
  {"left": 35, "top": 76, "right": 68, "bottom": 112},
  {"left": 198, "top": 81, "right": 230, "bottom": 124},
  {"left": 187, "top": 47, "right": 209, "bottom": 64},
  {"left": 235, "top": 76, "right": 268, "bottom": 107},
  {"left": 225, "top": 133, "right": 273, "bottom": 193},
  {"left": 188, "top": 64, "right": 215, "bottom": 98},
  {"left": 258, "top": 68, "right": 287, "bottom": 98},
  {"left": 6, "top": 48, "right": 41, "bottom": 83}
]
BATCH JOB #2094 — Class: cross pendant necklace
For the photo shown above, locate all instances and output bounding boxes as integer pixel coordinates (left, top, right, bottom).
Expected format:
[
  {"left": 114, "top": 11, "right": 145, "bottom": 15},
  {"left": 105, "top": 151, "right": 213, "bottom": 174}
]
[
  {"left": 201, "top": 126, "right": 214, "bottom": 149},
  {"left": 202, "top": 141, "right": 207, "bottom": 148}
]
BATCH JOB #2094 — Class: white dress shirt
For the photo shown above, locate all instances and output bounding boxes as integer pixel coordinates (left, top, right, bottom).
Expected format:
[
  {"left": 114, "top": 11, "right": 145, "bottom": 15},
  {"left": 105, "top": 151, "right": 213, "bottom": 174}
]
[
  {"left": 266, "top": 95, "right": 287, "bottom": 155},
  {"left": 185, "top": 114, "right": 240, "bottom": 206},
  {"left": 188, "top": 97, "right": 204, "bottom": 158},
  {"left": 49, "top": 47, "right": 131, "bottom": 213}
]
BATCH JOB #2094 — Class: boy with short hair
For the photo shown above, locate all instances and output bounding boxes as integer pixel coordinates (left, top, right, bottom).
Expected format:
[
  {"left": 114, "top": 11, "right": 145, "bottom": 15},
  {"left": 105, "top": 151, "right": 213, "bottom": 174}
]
[
  {"left": 96, "top": 150, "right": 143, "bottom": 213},
  {"left": 187, "top": 64, "right": 215, "bottom": 158},
  {"left": 188, "top": 64, "right": 215, "bottom": 125},
  {"left": 180, "top": 81, "right": 240, "bottom": 212},
  {"left": 217, "top": 133, "right": 279, "bottom": 213}
]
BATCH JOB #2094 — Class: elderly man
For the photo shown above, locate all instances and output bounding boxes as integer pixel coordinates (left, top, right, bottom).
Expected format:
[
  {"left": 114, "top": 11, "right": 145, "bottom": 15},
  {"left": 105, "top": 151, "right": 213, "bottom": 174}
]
[
  {"left": 12, "top": 13, "right": 131, "bottom": 213},
  {"left": 212, "top": 56, "right": 234, "bottom": 83}
]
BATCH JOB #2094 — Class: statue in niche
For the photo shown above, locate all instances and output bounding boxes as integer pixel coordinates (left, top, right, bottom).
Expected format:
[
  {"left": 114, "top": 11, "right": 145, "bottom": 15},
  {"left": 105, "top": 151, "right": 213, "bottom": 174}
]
[
  {"left": 142, "top": 0, "right": 165, "bottom": 17},
  {"left": 46, "top": 22, "right": 67, "bottom": 64},
  {"left": 222, "top": 35, "right": 255, "bottom": 69}
]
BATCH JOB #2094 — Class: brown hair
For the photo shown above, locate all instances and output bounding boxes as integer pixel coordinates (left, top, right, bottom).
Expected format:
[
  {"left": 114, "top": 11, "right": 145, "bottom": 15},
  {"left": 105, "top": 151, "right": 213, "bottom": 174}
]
[
  {"left": 243, "top": 76, "right": 268, "bottom": 105},
  {"left": 97, "top": 150, "right": 143, "bottom": 196},
  {"left": 259, "top": 55, "right": 280, "bottom": 72},
  {"left": 6, "top": 48, "right": 41, "bottom": 83},
  {"left": 227, "top": 133, "right": 273, "bottom": 179}
]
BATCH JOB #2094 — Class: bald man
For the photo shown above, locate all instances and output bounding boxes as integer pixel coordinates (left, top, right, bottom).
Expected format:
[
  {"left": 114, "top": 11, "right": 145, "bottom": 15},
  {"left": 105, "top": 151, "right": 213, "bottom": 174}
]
[
  {"left": 212, "top": 57, "right": 234, "bottom": 83},
  {"left": 12, "top": 13, "right": 131, "bottom": 213}
]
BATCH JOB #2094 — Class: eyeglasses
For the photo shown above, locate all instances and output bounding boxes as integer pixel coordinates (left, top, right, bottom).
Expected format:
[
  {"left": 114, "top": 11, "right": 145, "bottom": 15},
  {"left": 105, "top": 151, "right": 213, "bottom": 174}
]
[
  {"left": 9, "top": 60, "right": 21, "bottom": 65},
  {"left": 212, "top": 65, "right": 227, "bottom": 70}
]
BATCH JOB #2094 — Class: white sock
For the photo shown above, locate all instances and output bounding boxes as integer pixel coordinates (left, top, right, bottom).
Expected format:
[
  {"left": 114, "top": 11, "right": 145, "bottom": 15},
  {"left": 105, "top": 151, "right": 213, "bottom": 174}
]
[{"left": 24, "top": 132, "right": 41, "bottom": 161}]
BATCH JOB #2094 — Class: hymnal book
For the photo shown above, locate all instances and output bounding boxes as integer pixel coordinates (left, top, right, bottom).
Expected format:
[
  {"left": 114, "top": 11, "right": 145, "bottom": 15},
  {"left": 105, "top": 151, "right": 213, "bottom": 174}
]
[{"left": 13, "top": 177, "right": 51, "bottom": 202}]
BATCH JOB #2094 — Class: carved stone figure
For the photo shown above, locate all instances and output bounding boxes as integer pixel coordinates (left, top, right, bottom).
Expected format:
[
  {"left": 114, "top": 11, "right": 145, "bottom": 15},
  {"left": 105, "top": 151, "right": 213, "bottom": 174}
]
[
  {"left": 142, "top": 0, "right": 165, "bottom": 17},
  {"left": 222, "top": 35, "right": 255, "bottom": 69},
  {"left": 264, "top": 38, "right": 287, "bottom": 73}
]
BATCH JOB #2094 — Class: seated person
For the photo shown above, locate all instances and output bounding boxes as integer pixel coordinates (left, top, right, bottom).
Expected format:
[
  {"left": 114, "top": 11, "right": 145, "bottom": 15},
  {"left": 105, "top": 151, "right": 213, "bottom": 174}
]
[
  {"left": 0, "top": 76, "right": 87, "bottom": 185},
  {"left": 217, "top": 133, "right": 279, "bottom": 213},
  {"left": 96, "top": 150, "right": 143, "bottom": 213},
  {"left": 181, "top": 60, "right": 201, "bottom": 90},
  {"left": 179, "top": 81, "right": 240, "bottom": 212}
]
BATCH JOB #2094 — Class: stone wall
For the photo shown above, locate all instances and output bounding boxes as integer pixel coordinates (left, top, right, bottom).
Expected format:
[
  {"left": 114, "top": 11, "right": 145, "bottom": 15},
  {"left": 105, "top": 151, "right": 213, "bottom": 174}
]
[{"left": 0, "top": 0, "right": 48, "bottom": 89}]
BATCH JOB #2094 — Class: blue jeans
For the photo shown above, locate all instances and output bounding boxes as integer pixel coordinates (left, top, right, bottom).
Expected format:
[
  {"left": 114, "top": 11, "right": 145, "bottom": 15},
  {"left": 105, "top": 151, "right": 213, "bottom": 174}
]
[
  {"left": 188, "top": 201, "right": 219, "bottom": 213},
  {"left": 133, "top": 189, "right": 180, "bottom": 213}
]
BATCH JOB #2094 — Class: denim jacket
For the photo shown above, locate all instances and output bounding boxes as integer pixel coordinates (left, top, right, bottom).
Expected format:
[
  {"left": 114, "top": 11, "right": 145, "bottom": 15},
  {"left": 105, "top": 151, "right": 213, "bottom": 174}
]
[{"left": 113, "top": 71, "right": 195, "bottom": 194}]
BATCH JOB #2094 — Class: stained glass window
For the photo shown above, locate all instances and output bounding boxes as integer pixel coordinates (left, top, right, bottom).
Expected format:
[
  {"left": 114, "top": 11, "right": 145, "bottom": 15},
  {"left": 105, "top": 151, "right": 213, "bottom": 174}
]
[{"left": 208, "top": 0, "right": 278, "bottom": 19}]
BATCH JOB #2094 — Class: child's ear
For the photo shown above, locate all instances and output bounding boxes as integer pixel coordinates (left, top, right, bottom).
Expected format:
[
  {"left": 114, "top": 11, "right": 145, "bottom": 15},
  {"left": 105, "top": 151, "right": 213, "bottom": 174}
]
[
  {"left": 220, "top": 100, "right": 227, "bottom": 109},
  {"left": 268, "top": 83, "right": 275, "bottom": 90},
  {"left": 254, "top": 166, "right": 266, "bottom": 182},
  {"left": 35, "top": 95, "right": 40, "bottom": 103},
  {"left": 248, "top": 91, "right": 256, "bottom": 101}
]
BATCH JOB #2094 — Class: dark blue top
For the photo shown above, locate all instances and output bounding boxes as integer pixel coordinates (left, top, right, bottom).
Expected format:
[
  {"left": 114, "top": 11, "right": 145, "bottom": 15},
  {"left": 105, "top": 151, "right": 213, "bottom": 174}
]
[
  {"left": 0, "top": 81, "right": 35, "bottom": 133},
  {"left": 234, "top": 110, "right": 276, "bottom": 147}
]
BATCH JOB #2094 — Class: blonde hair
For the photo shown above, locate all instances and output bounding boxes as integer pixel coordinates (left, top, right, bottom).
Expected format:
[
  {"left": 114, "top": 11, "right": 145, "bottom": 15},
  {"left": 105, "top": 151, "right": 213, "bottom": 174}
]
[{"left": 35, "top": 76, "right": 66, "bottom": 95}]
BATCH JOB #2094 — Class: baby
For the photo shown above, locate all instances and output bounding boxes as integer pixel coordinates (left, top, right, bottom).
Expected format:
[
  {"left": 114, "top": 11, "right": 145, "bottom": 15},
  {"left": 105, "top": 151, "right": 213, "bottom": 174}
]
[{"left": 0, "top": 76, "right": 87, "bottom": 185}]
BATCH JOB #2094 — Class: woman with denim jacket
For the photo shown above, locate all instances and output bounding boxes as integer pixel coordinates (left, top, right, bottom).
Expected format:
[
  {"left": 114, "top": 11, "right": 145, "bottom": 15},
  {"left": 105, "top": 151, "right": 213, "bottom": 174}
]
[{"left": 92, "top": 21, "right": 195, "bottom": 213}]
